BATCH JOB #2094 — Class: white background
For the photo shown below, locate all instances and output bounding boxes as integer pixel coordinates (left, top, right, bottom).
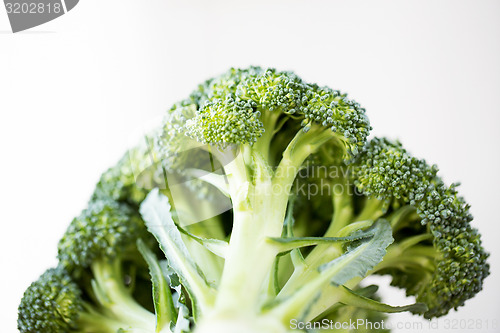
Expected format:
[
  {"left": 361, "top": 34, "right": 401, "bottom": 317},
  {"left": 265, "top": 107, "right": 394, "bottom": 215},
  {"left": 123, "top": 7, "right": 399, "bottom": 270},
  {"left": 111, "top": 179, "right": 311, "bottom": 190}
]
[{"left": 1, "top": 1, "right": 499, "bottom": 332}]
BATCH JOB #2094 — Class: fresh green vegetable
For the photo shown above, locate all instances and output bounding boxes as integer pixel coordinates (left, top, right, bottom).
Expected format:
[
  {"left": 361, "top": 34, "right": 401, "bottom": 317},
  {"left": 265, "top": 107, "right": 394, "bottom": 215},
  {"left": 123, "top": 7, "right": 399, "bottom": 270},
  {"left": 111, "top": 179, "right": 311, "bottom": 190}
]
[{"left": 18, "top": 67, "right": 489, "bottom": 333}]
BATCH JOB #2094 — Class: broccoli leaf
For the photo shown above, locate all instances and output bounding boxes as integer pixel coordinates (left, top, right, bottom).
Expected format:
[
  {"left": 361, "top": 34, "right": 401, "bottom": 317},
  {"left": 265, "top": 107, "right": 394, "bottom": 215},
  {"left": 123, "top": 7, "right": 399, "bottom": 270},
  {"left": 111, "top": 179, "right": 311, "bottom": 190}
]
[
  {"left": 267, "top": 233, "right": 376, "bottom": 255},
  {"left": 177, "top": 224, "right": 228, "bottom": 258},
  {"left": 137, "top": 239, "right": 176, "bottom": 332},
  {"left": 319, "top": 219, "right": 394, "bottom": 286},
  {"left": 338, "top": 286, "right": 428, "bottom": 314},
  {"left": 269, "top": 220, "right": 394, "bottom": 321},
  {"left": 140, "top": 189, "right": 216, "bottom": 315}
]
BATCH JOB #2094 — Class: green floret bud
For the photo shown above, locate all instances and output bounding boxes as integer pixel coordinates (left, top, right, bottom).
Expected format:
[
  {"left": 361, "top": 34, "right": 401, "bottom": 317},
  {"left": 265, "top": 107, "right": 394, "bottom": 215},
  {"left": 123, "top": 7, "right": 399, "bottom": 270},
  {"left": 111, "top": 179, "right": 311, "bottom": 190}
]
[
  {"left": 157, "top": 98, "right": 202, "bottom": 172},
  {"left": 156, "top": 67, "right": 262, "bottom": 170},
  {"left": 351, "top": 138, "right": 438, "bottom": 204},
  {"left": 235, "top": 68, "right": 372, "bottom": 159},
  {"left": 186, "top": 96, "right": 263, "bottom": 146},
  {"left": 416, "top": 181, "right": 490, "bottom": 318},
  {"left": 196, "top": 66, "right": 264, "bottom": 104},
  {"left": 18, "top": 267, "right": 82, "bottom": 333},
  {"left": 92, "top": 145, "right": 158, "bottom": 207},
  {"left": 236, "top": 68, "right": 306, "bottom": 114},
  {"left": 57, "top": 199, "right": 149, "bottom": 269},
  {"left": 301, "top": 84, "right": 371, "bottom": 156}
]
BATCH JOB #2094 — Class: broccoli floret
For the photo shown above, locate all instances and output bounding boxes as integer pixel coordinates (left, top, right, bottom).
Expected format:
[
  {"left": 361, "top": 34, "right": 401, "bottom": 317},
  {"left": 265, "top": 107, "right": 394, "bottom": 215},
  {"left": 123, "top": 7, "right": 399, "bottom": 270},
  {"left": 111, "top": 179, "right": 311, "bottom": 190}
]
[
  {"left": 19, "top": 197, "right": 181, "bottom": 332},
  {"left": 57, "top": 199, "right": 152, "bottom": 269},
  {"left": 17, "top": 267, "right": 125, "bottom": 333},
  {"left": 349, "top": 138, "right": 489, "bottom": 318},
  {"left": 282, "top": 137, "right": 489, "bottom": 320},
  {"left": 56, "top": 199, "right": 157, "bottom": 330},
  {"left": 92, "top": 143, "right": 162, "bottom": 207},
  {"left": 185, "top": 68, "right": 370, "bottom": 158}
]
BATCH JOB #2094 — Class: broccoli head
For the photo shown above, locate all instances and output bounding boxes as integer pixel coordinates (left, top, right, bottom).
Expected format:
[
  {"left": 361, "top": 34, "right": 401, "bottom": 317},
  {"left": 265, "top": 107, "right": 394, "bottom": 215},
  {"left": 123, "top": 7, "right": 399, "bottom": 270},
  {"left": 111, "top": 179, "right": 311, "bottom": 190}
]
[{"left": 18, "top": 67, "right": 489, "bottom": 333}]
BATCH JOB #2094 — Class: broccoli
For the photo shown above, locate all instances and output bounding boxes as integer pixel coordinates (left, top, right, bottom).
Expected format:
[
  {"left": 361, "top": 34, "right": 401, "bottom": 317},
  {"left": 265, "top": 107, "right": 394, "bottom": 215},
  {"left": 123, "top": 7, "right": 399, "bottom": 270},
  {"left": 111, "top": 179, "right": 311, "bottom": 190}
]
[
  {"left": 17, "top": 266, "right": 133, "bottom": 333},
  {"left": 18, "top": 67, "right": 489, "bottom": 333}
]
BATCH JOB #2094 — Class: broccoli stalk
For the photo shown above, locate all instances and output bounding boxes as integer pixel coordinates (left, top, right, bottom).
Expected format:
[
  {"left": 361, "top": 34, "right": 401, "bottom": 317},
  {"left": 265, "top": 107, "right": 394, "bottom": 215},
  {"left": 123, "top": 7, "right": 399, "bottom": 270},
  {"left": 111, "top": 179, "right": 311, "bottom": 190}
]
[{"left": 209, "top": 127, "right": 357, "bottom": 315}]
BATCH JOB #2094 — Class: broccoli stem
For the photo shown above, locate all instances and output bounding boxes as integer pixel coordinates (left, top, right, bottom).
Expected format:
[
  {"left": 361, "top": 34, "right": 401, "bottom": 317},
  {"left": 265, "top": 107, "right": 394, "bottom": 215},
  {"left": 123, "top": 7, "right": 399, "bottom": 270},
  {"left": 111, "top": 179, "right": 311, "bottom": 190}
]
[
  {"left": 388, "top": 205, "right": 418, "bottom": 230},
  {"left": 214, "top": 128, "right": 333, "bottom": 314},
  {"left": 91, "top": 259, "right": 156, "bottom": 330},
  {"left": 275, "top": 198, "right": 422, "bottom": 321},
  {"left": 274, "top": 126, "right": 336, "bottom": 189},
  {"left": 373, "top": 246, "right": 436, "bottom": 272},
  {"left": 78, "top": 304, "right": 127, "bottom": 333},
  {"left": 214, "top": 152, "right": 283, "bottom": 312},
  {"left": 203, "top": 126, "right": 345, "bottom": 327},
  {"left": 270, "top": 260, "right": 358, "bottom": 323},
  {"left": 279, "top": 178, "right": 353, "bottom": 295},
  {"left": 328, "top": 184, "right": 355, "bottom": 235},
  {"left": 301, "top": 178, "right": 354, "bottom": 268},
  {"left": 299, "top": 239, "right": 435, "bottom": 323},
  {"left": 194, "top": 313, "right": 290, "bottom": 333},
  {"left": 355, "top": 197, "right": 386, "bottom": 222},
  {"left": 253, "top": 110, "right": 281, "bottom": 162},
  {"left": 182, "top": 226, "right": 224, "bottom": 283}
]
